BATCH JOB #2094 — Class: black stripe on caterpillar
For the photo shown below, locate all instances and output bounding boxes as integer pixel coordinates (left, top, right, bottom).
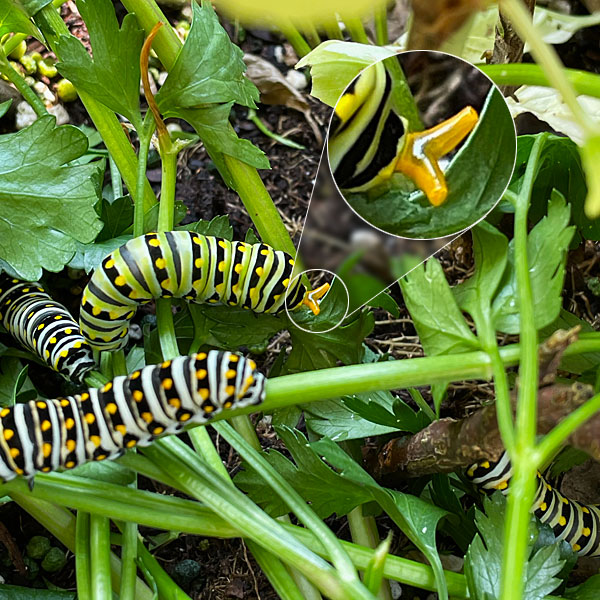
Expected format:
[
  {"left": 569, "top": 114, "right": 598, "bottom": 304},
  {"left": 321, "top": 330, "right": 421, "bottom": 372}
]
[
  {"left": 0, "top": 275, "right": 96, "bottom": 383},
  {"left": 467, "top": 452, "right": 600, "bottom": 557},
  {"left": 0, "top": 351, "right": 264, "bottom": 483},
  {"left": 79, "top": 231, "right": 329, "bottom": 351}
]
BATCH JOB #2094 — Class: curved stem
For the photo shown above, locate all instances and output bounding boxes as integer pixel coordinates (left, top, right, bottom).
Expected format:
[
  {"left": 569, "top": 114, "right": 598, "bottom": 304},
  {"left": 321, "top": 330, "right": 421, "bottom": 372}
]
[{"left": 75, "top": 512, "right": 91, "bottom": 600}]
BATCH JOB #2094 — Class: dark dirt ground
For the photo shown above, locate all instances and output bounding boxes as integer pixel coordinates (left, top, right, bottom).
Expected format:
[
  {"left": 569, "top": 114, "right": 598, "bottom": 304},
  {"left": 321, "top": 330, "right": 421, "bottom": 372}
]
[{"left": 1, "top": 1, "right": 600, "bottom": 599}]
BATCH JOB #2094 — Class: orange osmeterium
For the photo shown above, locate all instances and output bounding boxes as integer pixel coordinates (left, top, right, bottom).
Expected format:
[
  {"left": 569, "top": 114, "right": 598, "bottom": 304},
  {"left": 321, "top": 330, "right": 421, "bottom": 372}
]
[
  {"left": 301, "top": 283, "right": 331, "bottom": 316},
  {"left": 395, "top": 106, "right": 479, "bottom": 206}
]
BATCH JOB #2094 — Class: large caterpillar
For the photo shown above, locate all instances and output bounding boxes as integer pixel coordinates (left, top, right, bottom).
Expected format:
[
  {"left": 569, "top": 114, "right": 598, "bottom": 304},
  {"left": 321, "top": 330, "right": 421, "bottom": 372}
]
[
  {"left": 328, "top": 59, "right": 479, "bottom": 206},
  {"left": 467, "top": 452, "right": 600, "bottom": 557},
  {"left": 0, "top": 275, "right": 96, "bottom": 383},
  {"left": 0, "top": 351, "right": 264, "bottom": 483},
  {"left": 80, "top": 232, "right": 329, "bottom": 351}
]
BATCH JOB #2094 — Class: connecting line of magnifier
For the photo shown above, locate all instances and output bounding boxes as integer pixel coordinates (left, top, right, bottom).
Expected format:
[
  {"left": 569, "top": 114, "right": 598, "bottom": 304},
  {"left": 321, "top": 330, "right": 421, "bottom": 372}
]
[{"left": 392, "top": 106, "right": 479, "bottom": 207}]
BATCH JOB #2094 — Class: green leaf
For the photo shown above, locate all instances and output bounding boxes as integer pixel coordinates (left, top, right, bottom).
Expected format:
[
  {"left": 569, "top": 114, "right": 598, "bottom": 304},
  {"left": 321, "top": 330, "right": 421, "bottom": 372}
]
[
  {"left": 177, "top": 215, "right": 233, "bottom": 239},
  {"left": 400, "top": 258, "right": 480, "bottom": 356},
  {"left": 69, "top": 235, "right": 131, "bottom": 273},
  {"left": 345, "top": 88, "right": 516, "bottom": 238},
  {"left": 156, "top": 2, "right": 258, "bottom": 111},
  {"left": 97, "top": 195, "right": 133, "bottom": 242},
  {"left": 0, "top": 586, "right": 74, "bottom": 600},
  {"left": 465, "top": 494, "right": 564, "bottom": 600},
  {"left": 68, "top": 461, "right": 136, "bottom": 486},
  {"left": 55, "top": 0, "right": 144, "bottom": 126},
  {"left": 0, "top": 1, "right": 41, "bottom": 38},
  {"left": 492, "top": 191, "right": 575, "bottom": 334},
  {"left": 0, "top": 116, "right": 103, "bottom": 280},
  {"left": 0, "top": 358, "right": 35, "bottom": 407},
  {"left": 284, "top": 281, "right": 375, "bottom": 373},
  {"left": 0, "top": 99, "right": 11, "bottom": 119},
  {"left": 565, "top": 575, "right": 600, "bottom": 600}
]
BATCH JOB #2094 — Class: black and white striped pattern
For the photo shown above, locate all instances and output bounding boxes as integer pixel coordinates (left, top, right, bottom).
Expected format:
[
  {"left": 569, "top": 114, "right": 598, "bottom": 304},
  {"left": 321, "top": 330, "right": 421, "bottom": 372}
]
[
  {"left": 80, "top": 232, "right": 310, "bottom": 351},
  {"left": 0, "top": 275, "right": 96, "bottom": 382},
  {"left": 0, "top": 351, "right": 265, "bottom": 483},
  {"left": 467, "top": 452, "right": 600, "bottom": 557}
]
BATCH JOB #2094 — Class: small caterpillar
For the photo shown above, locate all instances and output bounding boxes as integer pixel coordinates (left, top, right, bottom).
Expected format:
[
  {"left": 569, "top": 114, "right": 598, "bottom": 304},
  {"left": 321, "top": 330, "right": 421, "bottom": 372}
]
[
  {"left": 467, "top": 452, "right": 600, "bottom": 557},
  {"left": 328, "top": 59, "right": 479, "bottom": 206},
  {"left": 80, "top": 232, "right": 329, "bottom": 351},
  {"left": 0, "top": 275, "right": 96, "bottom": 383},
  {"left": 0, "top": 351, "right": 264, "bottom": 483}
]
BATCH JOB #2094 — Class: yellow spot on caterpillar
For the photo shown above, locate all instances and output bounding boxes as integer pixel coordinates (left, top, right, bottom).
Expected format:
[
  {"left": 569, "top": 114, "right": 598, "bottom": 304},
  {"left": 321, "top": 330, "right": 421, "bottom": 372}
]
[
  {"left": 289, "top": 259, "right": 295, "bottom": 266},
  {"left": 42, "top": 466, "right": 51, "bottom": 472},
  {"left": 582, "top": 506, "right": 590, "bottom": 513},
  {"left": 74, "top": 342, "right": 82, "bottom": 349},
  {"left": 141, "top": 412, "right": 153, "bottom": 423},
  {"left": 60, "top": 350, "right": 68, "bottom": 358},
  {"left": 54, "top": 315, "right": 63, "bottom": 321},
  {"left": 198, "top": 353, "right": 207, "bottom": 360},
  {"left": 127, "top": 439, "right": 136, "bottom": 448},
  {"left": 180, "top": 413, "right": 191, "bottom": 421},
  {"left": 162, "top": 378, "right": 173, "bottom": 390},
  {"left": 559, "top": 516, "right": 567, "bottom": 526},
  {"left": 105, "top": 259, "right": 115, "bottom": 269},
  {"left": 65, "top": 418, "right": 75, "bottom": 430},
  {"left": 60, "top": 399, "right": 70, "bottom": 407},
  {"left": 116, "top": 424, "right": 127, "bottom": 435},
  {"left": 96, "top": 455, "right": 107, "bottom": 461},
  {"left": 66, "top": 439, "right": 76, "bottom": 452},
  {"left": 41, "top": 420, "right": 51, "bottom": 432},
  {"left": 248, "top": 360, "right": 256, "bottom": 370},
  {"left": 155, "top": 257, "right": 166, "bottom": 269},
  {"left": 22, "top": 288, "right": 29, "bottom": 293},
  {"left": 196, "top": 389, "right": 209, "bottom": 401},
  {"left": 218, "top": 261, "right": 227, "bottom": 272},
  {"left": 204, "top": 405, "right": 214, "bottom": 413},
  {"left": 15, "top": 468, "right": 23, "bottom": 475},
  {"left": 583, "top": 527, "right": 591, "bottom": 537},
  {"left": 255, "top": 267, "right": 264, "bottom": 277},
  {"left": 10, "top": 448, "right": 19, "bottom": 458},
  {"left": 37, "top": 324, "right": 45, "bottom": 331},
  {"left": 45, "top": 350, "right": 50, "bottom": 358},
  {"left": 65, "top": 328, "right": 72, "bottom": 335},
  {"left": 195, "top": 258, "right": 204, "bottom": 268},
  {"left": 225, "top": 385, "right": 235, "bottom": 396},
  {"left": 196, "top": 369, "right": 207, "bottom": 380},
  {"left": 106, "top": 403, "right": 117, "bottom": 415},
  {"left": 540, "top": 502, "right": 547, "bottom": 511},
  {"left": 161, "top": 279, "right": 171, "bottom": 289},
  {"left": 223, "top": 401, "right": 233, "bottom": 409},
  {"left": 81, "top": 393, "right": 89, "bottom": 401},
  {"left": 133, "top": 391, "right": 144, "bottom": 402},
  {"left": 562, "top": 497, "right": 569, "bottom": 504},
  {"left": 226, "top": 369, "right": 237, "bottom": 379},
  {"left": 192, "top": 237, "right": 201, "bottom": 245},
  {"left": 85, "top": 413, "right": 95, "bottom": 424},
  {"left": 115, "top": 275, "right": 126, "bottom": 286},
  {"left": 82, "top": 295, "right": 87, "bottom": 305},
  {"left": 234, "top": 263, "right": 243, "bottom": 274},
  {"left": 169, "top": 398, "right": 181, "bottom": 408},
  {"left": 218, "top": 241, "right": 228, "bottom": 249},
  {"left": 261, "top": 249, "right": 270, "bottom": 256},
  {"left": 43, "top": 443, "right": 52, "bottom": 458},
  {"left": 148, "top": 238, "right": 161, "bottom": 247},
  {"left": 282, "top": 279, "right": 290, "bottom": 288},
  {"left": 546, "top": 482, "right": 552, "bottom": 491},
  {"left": 162, "top": 360, "right": 172, "bottom": 368},
  {"left": 229, "top": 355, "right": 239, "bottom": 362},
  {"left": 153, "top": 426, "right": 164, "bottom": 435},
  {"left": 37, "top": 401, "right": 46, "bottom": 409},
  {"left": 0, "top": 408, "right": 9, "bottom": 417},
  {"left": 129, "top": 290, "right": 139, "bottom": 299},
  {"left": 109, "top": 311, "right": 120, "bottom": 320},
  {"left": 102, "top": 382, "right": 113, "bottom": 393},
  {"left": 92, "top": 306, "right": 102, "bottom": 316},
  {"left": 90, "top": 435, "right": 101, "bottom": 447},
  {"left": 66, "top": 460, "right": 76, "bottom": 468},
  {"left": 50, "top": 337, "right": 57, "bottom": 344},
  {"left": 573, "top": 543, "right": 581, "bottom": 552},
  {"left": 131, "top": 371, "right": 141, "bottom": 379}
]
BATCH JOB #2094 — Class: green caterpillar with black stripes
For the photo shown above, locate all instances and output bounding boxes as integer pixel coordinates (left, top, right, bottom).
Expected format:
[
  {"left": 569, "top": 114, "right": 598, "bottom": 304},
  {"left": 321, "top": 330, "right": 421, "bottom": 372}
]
[
  {"left": 79, "top": 231, "right": 329, "bottom": 351},
  {"left": 467, "top": 452, "right": 600, "bottom": 557},
  {"left": 0, "top": 350, "right": 264, "bottom": 484}
]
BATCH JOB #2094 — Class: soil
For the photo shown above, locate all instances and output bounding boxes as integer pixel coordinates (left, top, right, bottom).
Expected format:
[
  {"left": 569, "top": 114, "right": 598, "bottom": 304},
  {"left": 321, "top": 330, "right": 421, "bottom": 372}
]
[{"left": 0, "top": 1, "right": 599, "bottom": 598}]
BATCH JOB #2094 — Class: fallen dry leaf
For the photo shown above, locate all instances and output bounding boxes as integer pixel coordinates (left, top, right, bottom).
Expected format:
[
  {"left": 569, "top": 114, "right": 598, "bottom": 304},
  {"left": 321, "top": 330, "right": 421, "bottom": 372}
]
[{"left": 244, "top": 53, "right": 323, "bottom": 144}]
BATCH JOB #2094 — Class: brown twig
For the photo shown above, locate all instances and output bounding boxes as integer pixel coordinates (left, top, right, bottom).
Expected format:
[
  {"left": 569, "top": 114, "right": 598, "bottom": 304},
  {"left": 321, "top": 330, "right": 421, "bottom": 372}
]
[{"left": 0, "top": 521, "right": 26, "bottom": 576}]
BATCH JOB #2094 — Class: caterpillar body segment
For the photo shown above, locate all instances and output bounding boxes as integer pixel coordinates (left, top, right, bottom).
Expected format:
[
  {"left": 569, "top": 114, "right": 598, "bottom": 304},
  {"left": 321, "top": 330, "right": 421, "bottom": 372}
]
[
  {"left": 0, "top": 275, "right": 96, "bottom": 382},
  {"left": 328, "top": 59, "right": 479, "bottom": 206},
  {"left": 467, "top": 452, "right": 600, "bottom": 557},
  {"left": 80, "top": 232, "right": 328, "bottom": 351},
  {"left": 0, "top": 351, "right": 265, "bottom": 483}
]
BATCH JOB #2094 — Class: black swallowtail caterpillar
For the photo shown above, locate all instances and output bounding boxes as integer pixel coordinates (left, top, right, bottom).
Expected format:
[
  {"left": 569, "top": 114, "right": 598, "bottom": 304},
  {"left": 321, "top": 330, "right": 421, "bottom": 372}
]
[
  {"left": 0, "top": 351, "right": 264, "bottom": 483},
  {"left": 80, "top": 231, "right": 330, "bottom": 351},
  {"left": 328, "top": 59, "right": 479, "bottom": 206},
  {"left": 467, "top": 452, "right": 600, "bottom": 557},
  {"left": 0, "top": 275, "right": 96, "bottom": 383}
]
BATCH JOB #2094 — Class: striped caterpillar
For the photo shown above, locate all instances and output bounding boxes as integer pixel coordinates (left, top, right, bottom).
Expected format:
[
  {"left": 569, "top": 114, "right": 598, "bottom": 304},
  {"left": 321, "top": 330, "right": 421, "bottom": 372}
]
[
  {"left": 79, "top": 232, "right": 329, "bottom": 351},
  {"left": 467, "top": 452, "right": 600, "bottom": 557},
  {"left": 0, "top": 275, "right": 96, "bottom": 383},
  {"left": 328, "top": 58, "right": 479, "bottom": 206},
  {"left": 0, "top": 351, "right": 264, "bottom": 483}
]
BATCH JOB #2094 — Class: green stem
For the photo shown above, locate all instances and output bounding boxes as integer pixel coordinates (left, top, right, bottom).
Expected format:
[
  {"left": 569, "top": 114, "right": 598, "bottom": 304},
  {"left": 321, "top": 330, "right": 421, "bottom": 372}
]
[
  {"left": 157, "top": 144, "right": 177, "bottom": 231},
  {"left": 373, "top": 5, "right": 389, "bottom": 46},
  {"left": 84, "top": 370, "right": 109, "bottom": 388},
  {"left": 383, "top": 56, "right": 423, "bottom": 132},
  {"left": 0, "top": 56, "right": 47, "bottom": 117},
  {"left": 188, "top": 427, "right": 230, "bottom": 479},
  {"left": 155, "top": 299, "right": 179, "bottom": 360},
  {"left": 89, "top": 514, "right": 112, "bottom": 600},
  {"left": 323, "top": 18, "right": 344, "bottom": 40},
  {"left": 214, "top": 422, "right": 361, "bottom": 584},
  {"left": 344, "top": 18, "right": 370, "bottom": 44},
  {"left": 134, "top": 126, "right": 154, "bottom": 237},
  {"left": 229, "top": 415, "right": 261, "bottom": 451},
  {"left": 2, "top": 33, "right": 26, "bottom": 57},
  {"left": 111, "top": 349, "right": 128, "bottom": 377},
  {"left": 302, "top": 22, "right": 322, "bottom": 48},
  {"left": 33, "top": 4, "right": 157, "bottom": 214},
  {"left": 119, "top": 518, "right": 138, "bottom": 600},
  {"left": 500, "top": 135, "right": 545, "bottom": 600},
  {"left": 247, "top": 108, "right": 305, "bottom": 150},
  {"left": 535, "top": 391, "right": 600, "bottom": 467},
  {"left": 75, "top": 512, "right": 91, "bottom": 600},
  {"left": 277, "top": 21, "right": 313, "bottom": 57},
  {"left": 480, "top": 64, "right": 600, "bottom": 99},
  {"left": 109, "top": 155, "right": 124, "bottom": 199}
]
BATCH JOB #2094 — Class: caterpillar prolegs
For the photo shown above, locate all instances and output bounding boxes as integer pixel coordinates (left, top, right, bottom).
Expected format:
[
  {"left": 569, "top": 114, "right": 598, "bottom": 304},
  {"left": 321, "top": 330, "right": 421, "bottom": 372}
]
[
  {"left": 80, "top": 232, "right": 329, "bottom": 351},
  {"left": 0, "top": 351, "right": 265, "bottom": 483},
  {"left": 0, "top": 275, "right": 96, "bottom": 382},
  {"left": 467, "top": 452, "right": 600, "bottom": 557}
]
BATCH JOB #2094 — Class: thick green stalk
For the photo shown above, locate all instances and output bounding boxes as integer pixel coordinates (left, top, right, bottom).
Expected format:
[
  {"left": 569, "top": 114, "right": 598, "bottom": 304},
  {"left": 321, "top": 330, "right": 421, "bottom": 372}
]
[
  {"left": 344, "top": 18, "right": 370, "bottom": 44},
  {"left": 90, "top": 514, "right": 112, "bottom": 600},
  {"left": 277, "top": 21, "right": 313, "bottom": 57},
  {"left": 119, "top": 0, "right": 299, "bottom": 258},
  {"left": 0, "top": 56, "right": 47, "bottom": 116},
  {"left": 33, "top": 4, "right": 157, "bottom": 214},
  {"left": 133, "top": 128, "right": 154, "bottom": 237},
  {"left": 75, "top": 512, "right": 91, "bottom": 600},
  {"left": 480, "top": 64, "right": 600, "bottom": 99},
  {"left": 500, "top": 135, "right": 545, "bottom": 600},
  {"left": 373, "top": 5, "right": 389, "bottom": 46},
  {"left": 214, "top": 422, "right": 361, "bottom": 584},
  {"left": 252, "top": 548, "right": 307, "bottom": 600},
  {"left": 383, "top": 56, "right": 423, "bottom": 132}
]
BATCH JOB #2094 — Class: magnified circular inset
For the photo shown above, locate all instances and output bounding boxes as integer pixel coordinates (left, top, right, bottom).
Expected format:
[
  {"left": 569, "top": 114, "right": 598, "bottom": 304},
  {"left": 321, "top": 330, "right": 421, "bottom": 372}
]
[
  {"left": 327, "top": 51, "right": 517, "bottom": 240},
  {"left": 285, "top": 269, "right": 349, "bottom": 334}
]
